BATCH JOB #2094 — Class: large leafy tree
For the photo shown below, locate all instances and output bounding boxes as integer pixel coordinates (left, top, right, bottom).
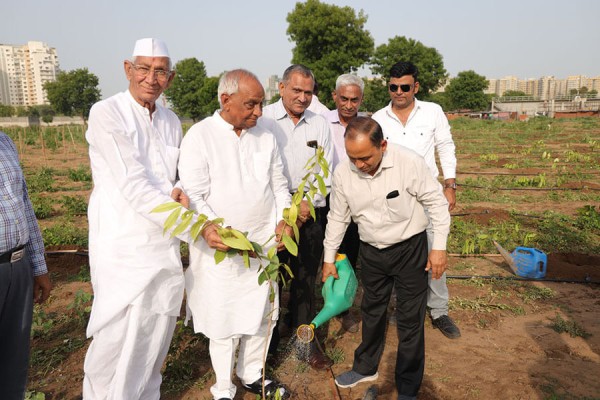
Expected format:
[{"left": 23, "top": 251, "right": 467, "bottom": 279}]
[
  {"left": 370, "top": 36, "right": 447, "bottom": 100},
  {"left": 287, "top": 0, "right": 374, "bottom": 108},
  {"left": 361, "top": 78, "right": 389, "bottom": 113},
  {"left": 164, "top": 58, "right": 209, "bottom": 121},
  {"left": 0, "top": 104, "right": 14, "bottom": 117},
  {"left": 44, "top": 68, "right": 101, "bottom": 121},
  {"left": 196, "top": 76, "right": 220, "bottom": 119},
  {"left": 445, "top": 70, "right": 490, "bottom": 111}
]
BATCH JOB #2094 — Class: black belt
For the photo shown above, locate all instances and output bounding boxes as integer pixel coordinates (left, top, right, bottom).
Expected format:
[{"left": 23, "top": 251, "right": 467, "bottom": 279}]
[{"left": 0, "top": 245, "right": 25, "bottom": 264}]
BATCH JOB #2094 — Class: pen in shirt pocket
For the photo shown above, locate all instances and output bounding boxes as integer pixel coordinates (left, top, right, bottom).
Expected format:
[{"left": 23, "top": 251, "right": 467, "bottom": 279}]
[{"left": 386, "top": 190, "right": 399, "bottom": 199}]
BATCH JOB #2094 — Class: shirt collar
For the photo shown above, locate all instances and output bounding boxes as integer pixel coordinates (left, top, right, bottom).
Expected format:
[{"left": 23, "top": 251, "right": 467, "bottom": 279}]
[
  {"left": 384, "top": 98, "right": 421, "bottom": 121},
  {"left": 125, "top": 90, "right": 161, "bottom": 118},
  {"left": 323, "top": 109, "right": 342, "bottom": 124},
  {"left": 349, "top": 148, "right": 393, "bottom": 178},
  {"left": 273, "top": 98, "right": 311, "bottom": 124}
]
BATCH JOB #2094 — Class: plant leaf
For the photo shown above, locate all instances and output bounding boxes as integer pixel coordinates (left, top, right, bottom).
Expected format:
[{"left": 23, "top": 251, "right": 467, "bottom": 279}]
[
  {"left": 314, "top": 173, "right": 327, "bottom": 197},
  {"left": 242, "top": 251, "right": 250, "bottom": 268},
  {"left": 164, "top": 207, "right": 182, "bottom": 234},
  {"left": 170, "top": 211, "right": 193, "bottom": 238},
  {"left": 151, "top": 202, "right": 181, "bottom": 213},
  {"left": 214, "top": 249, "right": 227, "bottom": 264},
  {"left": 221, "top": 236, "right": 254, "bottom": 251},
  {"left": 305, "top": 195, "right": 316, "bottom": 220},
  {"left": 190, "top": 220, "right": 204, "bottom": 241},
  {"left": 282, "top": 233, "right": 298, "bottom": 256}
]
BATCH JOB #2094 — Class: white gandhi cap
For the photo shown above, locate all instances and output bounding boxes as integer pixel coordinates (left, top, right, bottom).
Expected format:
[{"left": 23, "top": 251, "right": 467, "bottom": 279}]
[{"left": 132, "top": 38, "right": 170, "bottom": 58}]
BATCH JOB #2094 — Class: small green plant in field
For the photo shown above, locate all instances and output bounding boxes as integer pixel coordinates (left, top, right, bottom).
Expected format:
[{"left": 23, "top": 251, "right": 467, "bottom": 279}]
[
  {"left": 575, "top": 205, "right": 600, "bottom": 232},
  {"left": 450, "top": 296, "right": 524, "bottom": 315},
  {"left": 536, "top": 211, "right": 600, "bottom": 253},
  {"left": 41, "top": 219, "right": 88, "bottom": 247},
  {"left": 26, "top": 167, "right": 55, "bottom": 193},
  {"left": 31, "top": 305, "right": 54, "bottom": 338},
  {"left": 25, "top": 391, "right": 46, "bottom": 400},
  {"left": 326, "top": 346, "right": 345, "bottom": 364},
  {"left": 67, "top": 289, "right": 93, "bottom": 324},
  {"left": 30, "top": 193, "right": 54, "bottom": 219},
  {"left": 479, "top": 153, "right": 499, "bottom": 162},
  {"left": 68, "top": 264, "right": 91, "bottom": 282},
  {"left": 67, "top": 165, "right": 92, "bottom": 182},
  {"left": 548, "top": 314, "right": 591, "bottom": 339},
  {"left": 519, "top": 286, "right": 555, "bottom": 303},
  {"left": 502, "top": 162, "right": 519, "bottom": 169},
  {"left": 163, "top": 321, "right": 208, "bottom": 394},
  {"left": 564, "top": 150, "right": 591, "bottom": 163},
  {"left": 60, "top": 195, "right": 88, "bottom": 215}
]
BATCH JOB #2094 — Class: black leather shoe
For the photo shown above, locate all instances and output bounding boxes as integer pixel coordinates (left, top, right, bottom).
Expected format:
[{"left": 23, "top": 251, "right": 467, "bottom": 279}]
[
  {"left": 432, "top": 315, "right": 461, "bottom": 339},
  {"left": 242, "top": 377, "right": 290, "bottom": 399},
  {"left": 308, "top": 342, "right": 333, "bottom": 370}
]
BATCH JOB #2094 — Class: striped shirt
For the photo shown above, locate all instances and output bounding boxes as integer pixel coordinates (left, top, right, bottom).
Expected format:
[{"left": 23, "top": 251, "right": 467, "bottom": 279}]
[{"left": 0, "top": 132, "right": 47, "bottom": 275}]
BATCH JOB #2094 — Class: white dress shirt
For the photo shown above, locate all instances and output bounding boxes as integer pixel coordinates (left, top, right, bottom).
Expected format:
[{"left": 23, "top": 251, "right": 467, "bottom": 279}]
[
  {"left": 261, "top": 99, "right": 333, "bottom": 207},
  {"left": 323, "top": 144, "right": 450, "bottom": 263},
  {"left": 372, "top": 99, "right": 456, "bottom": 180},
  {"left": 307, "top": 94, "right": 330, "bottom": 115},
  {"left": 179, "top": 111, "right": 291, "bottom": 339},
  {"left": 322, "top": 109, "right": 348, "bottom": 170},
  {"left": 86, "top": 90, "right": 185, "bottom": 337}
]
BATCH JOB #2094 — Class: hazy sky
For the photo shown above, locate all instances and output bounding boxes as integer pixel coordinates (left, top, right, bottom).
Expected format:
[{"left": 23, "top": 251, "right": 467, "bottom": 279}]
[{"left": 3, "top": 0, "right": 599, "bottom": 99}]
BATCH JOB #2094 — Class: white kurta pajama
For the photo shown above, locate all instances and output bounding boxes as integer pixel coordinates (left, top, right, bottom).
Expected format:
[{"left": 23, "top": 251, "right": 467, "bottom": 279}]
[
  {"left": 179, "top": 111, "right": 290, "bottom": 399},
  {"left": 84, "top": 90, "right": 188, "bottom": 400}
]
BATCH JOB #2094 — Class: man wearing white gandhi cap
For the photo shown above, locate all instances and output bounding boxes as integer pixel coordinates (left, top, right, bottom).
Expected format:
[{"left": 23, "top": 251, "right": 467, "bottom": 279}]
[{"left": 83, "top": 38, "right": 190, "bottom": 399}]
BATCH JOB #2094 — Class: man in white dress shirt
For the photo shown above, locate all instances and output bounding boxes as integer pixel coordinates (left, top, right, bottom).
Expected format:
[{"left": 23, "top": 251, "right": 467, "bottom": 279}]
[
  {"left": 372, "top": 61, "right": 460, "bottom": 339},
  {"left": 261, "top": 64, "right": 334, "bottom": 369},
  {"left": 179, "top": 69, "right": 291, "bottom": 400},
  {"left": 321, "top": 73, "right": 364, "bottom": 332},
  {"left": 83, "top": 38, "right": 190, "bottom": 399}
]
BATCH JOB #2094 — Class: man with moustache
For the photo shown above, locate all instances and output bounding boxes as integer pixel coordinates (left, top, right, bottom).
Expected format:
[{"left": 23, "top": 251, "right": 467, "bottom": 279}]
[
  {"left": 83, "top": 38, "right": 190, "bottom": 399},
  {"left": 321, "top": 73, "right": 365, "bottom": 332},
  {"left": 179, "top": 69, "right": 291, "bottom": 400},
  {"left": 261, "top": 64, "right": 334, "bottom": 369}
]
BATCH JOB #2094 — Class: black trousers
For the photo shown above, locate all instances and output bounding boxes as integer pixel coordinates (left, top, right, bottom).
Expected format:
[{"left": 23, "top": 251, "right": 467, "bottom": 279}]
[
  {"left": 269, "top": 216, "right": 324, "bottom": 354},
  {"left": 0, "top": 250, "right": 34, "bottom": 400},
  {"left": 353, "top": 231, "right": 428, "bottom": 397}
]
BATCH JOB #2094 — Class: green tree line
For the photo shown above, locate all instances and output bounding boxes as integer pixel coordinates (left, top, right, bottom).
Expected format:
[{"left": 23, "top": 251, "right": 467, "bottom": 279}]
[{"left": 32, "top": 0, "right": 497, "bottom": 121}]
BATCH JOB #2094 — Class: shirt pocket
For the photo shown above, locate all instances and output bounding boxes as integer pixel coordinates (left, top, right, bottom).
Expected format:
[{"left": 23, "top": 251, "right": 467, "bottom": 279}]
[
  {"left": 165, "top": 145, "right": 180, "bottom": 182},
  {"left": 252, "top": 152, "right": 271, "bottom": 182},
  {"left": 385, "top": 194, "right": 411, "bottom": 222}
]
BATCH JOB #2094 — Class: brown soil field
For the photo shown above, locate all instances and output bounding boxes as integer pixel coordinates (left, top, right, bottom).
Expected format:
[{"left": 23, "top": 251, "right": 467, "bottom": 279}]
[{"left": 14, "top": 118, "right": 600, "bottom": 399}]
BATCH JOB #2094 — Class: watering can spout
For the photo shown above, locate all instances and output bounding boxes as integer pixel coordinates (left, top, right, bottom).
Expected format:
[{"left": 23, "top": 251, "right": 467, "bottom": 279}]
[{"left": 297, "top": 254, "right": 358, "bottom": 342}]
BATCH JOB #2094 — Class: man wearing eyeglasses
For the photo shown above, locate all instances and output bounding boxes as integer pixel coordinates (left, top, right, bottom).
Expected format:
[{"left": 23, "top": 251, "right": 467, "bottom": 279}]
[
  {"left": 372, "top": 61, "right": 460, "bottom": 340},
  {"left": 83, "top": 38, "right": 190, "bottom": 399}
]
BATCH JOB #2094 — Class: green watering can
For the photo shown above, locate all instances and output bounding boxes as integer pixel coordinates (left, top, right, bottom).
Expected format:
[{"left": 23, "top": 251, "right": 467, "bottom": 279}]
[{"left": 297, "top": 253, "right": 358, "bottom": 342}]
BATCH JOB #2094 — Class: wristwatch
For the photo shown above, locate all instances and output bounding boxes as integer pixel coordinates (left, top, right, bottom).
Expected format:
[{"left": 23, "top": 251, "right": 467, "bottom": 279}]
[{"left": 444, "top": 182, "right": 457, "bottom": 190}]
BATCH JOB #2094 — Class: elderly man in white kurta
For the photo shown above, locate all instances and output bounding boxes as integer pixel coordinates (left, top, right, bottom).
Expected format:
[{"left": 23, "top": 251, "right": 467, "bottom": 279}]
[
  {"left": 179, "top": 70, "right": 291, "bottom": 400},
  {"left": 83, "top": 38, "right": 190, "bottom": 399}
]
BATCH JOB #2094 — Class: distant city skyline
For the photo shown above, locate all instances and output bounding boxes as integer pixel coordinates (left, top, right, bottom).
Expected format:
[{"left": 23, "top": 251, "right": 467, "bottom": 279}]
[{"left": 2, "top": 0, "right": 599, "bottom": 100}]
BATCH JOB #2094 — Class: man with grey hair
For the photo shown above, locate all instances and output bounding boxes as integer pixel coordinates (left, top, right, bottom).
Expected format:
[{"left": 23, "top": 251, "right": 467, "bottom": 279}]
[
  {"left": 261, "top": 64, "right": 334, "bottom": 369},
  {"left": 320, "top": 73, "right": 365, "bottom": 332},
  {"left": 179, "top": 69, "right": 291, "bottom": 400},
  {"left": 83, "top": 38, "right": 190, "bottom": 399}
]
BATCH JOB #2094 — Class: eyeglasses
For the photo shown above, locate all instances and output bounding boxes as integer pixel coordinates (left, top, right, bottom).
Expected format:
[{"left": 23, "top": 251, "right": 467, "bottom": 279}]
[
  {"left": 389, "top": 83, "right": 412, "bottom": 93},
  {"left": 129, "top": 63, "right": 172, "bottom": 81}
]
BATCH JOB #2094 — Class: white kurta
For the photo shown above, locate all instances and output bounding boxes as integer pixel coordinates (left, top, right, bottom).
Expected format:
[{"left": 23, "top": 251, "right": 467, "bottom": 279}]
[
  {"left": 86, "top": 91, "right": 185, "bottom": 337},
  {"left": 179, "top": 111, "right": 291, "bottom": 340}
]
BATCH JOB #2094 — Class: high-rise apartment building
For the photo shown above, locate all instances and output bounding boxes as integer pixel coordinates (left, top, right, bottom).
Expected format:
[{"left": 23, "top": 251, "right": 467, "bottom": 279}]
[
  {"left": 484, "top": 74, "right": 600, "bottom": 100},
  {"left": 0, "top": 41, "right": 60, "bottom": 106},
  {"left": 264, "top": 74, "right": 280, "bottom": 102}
]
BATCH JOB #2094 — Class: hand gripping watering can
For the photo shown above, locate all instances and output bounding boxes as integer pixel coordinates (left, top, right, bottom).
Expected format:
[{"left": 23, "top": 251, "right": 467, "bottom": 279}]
[{"left": 297, "top": 253, "right": 358, "bottom": 343}]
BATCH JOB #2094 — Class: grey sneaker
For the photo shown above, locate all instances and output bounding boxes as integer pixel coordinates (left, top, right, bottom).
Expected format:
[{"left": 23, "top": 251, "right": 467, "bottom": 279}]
[{"left": 335, "top": 370, "right": 379, "bottom": 388}]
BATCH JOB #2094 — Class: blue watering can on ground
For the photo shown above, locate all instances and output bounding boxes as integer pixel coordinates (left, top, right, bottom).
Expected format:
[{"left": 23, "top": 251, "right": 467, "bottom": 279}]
[
  {"left": 493, "top": 241, "right": 547, "bottom": 279},
  {"left": 297, "top": 253, "right": 358, "bottom": 342}
]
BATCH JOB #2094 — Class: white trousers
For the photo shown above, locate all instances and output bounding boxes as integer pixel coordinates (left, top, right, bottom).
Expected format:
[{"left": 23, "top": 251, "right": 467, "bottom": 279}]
[
  {"left": 83, "top": 303, "right": 177, "bottom": 400},
  {"left": 209, "top": 314, "right": 275, "bottom": 400}
]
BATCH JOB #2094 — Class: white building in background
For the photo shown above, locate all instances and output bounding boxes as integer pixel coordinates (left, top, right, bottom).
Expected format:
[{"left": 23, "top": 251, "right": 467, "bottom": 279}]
[
  {"left": 482, "top": 74, "right": 600, "bottom": 100},
  {"left": 264, "top": 74, "right": 280, "bottom": 103},
  {"left": 0, "top": 41, "right": 60, "bottom": 106}
]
